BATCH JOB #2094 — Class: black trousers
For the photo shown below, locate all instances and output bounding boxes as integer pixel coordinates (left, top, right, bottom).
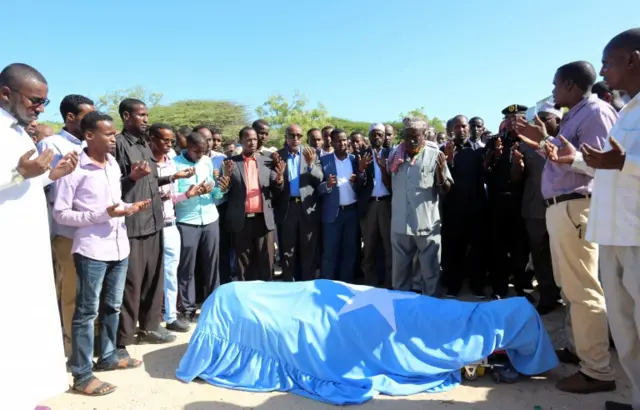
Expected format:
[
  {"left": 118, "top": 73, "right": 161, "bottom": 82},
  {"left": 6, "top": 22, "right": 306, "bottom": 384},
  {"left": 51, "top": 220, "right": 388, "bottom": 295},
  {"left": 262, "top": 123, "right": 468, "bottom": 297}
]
[
  {"left": 360, "top": 198, "right": 392, "bottom": 287},
  {"left": 118, "top": 230, "right": 164, "bottom": 346},
  {"left": 441, "top": 211, "right": 487, "bottom": 293},
  {"left": 234, "top": 214, "right": 274, "bottom": 281},
  {"left": 525, "top": 218, "right": 559, "bottom": 304},
  {"left": 278, "top": 201, "right": 319, "bottom": 282},
  {"left": 488, "top": 195, "right": 530, "bottom": 297},
  {"left": 177, "top": 221, "right": 220, "bottom": 315},
  {"left": 217, "top": 202, "right": 232, "bottom": 285}
]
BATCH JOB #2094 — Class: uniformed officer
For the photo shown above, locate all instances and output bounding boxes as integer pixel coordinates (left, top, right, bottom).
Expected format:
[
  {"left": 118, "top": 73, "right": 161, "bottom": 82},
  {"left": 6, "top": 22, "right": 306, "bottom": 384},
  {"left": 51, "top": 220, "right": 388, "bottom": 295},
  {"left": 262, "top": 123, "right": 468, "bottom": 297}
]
[{"left": 484, "top": 104, "right": 530, "bottom": 299}]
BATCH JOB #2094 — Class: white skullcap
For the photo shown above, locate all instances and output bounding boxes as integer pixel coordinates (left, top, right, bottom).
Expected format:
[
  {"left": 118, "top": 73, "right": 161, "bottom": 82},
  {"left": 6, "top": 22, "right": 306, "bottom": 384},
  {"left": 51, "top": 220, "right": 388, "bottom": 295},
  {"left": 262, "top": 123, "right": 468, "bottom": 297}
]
[
  {"left": 538, "top": 101, "right": 563, "bottom": 119},
  {"left": 368, "top": 123, "right": 385, "bottom": 133}
]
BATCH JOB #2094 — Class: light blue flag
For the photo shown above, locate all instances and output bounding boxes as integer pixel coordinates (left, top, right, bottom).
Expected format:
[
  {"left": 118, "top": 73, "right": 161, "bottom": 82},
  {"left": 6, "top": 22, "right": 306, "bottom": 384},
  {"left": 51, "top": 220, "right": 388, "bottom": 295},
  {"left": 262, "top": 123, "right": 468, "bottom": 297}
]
[{"left": 176, "top": 280, "right": 558, "bottom": 405}]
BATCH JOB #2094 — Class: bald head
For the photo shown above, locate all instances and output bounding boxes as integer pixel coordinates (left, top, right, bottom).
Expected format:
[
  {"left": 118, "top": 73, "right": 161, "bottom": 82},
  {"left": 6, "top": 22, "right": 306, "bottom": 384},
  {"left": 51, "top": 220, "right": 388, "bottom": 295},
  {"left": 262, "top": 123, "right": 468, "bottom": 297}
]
[
  {"left": 285, "top": 123, "right": 303, "bottom": 152},
  {"left": 187, "top": 131, "right": 206, "bottom": 146},
  {"left": 0, "top": 63, "right": 47, "bottom": 89},
  {"left": 285, "top": 124, "right": 302, "bottom": 136},
  {"left": 34, "top": 124, "right": 54, "bottom": 143}
]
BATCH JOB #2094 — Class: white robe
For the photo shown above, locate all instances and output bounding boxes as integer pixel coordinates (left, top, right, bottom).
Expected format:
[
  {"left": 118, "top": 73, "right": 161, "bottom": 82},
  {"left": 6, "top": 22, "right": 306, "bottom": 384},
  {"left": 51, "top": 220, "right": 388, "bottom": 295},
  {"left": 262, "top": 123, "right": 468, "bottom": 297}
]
[{"left": 0, "top": 108, "right": 67, "bottom": 409}]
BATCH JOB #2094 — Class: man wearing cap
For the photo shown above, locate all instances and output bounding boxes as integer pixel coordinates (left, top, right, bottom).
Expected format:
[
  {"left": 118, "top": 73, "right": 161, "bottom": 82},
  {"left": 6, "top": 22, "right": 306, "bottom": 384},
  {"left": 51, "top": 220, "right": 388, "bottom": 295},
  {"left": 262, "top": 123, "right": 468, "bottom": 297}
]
[
  {"left": 516, "top": 60, "right": 618, "bottom": 393},
  {"left": 387, "top": 117, "right": 452, "bottom": 296},
  {"left": 357, "top": 123, "right": 392, "bottom": 287},
  {"left": 510, "top": 101, "right": 561, "bottom": 315},
  {"left": 484, "top": 104, "right": 530, "bottom": 299}
]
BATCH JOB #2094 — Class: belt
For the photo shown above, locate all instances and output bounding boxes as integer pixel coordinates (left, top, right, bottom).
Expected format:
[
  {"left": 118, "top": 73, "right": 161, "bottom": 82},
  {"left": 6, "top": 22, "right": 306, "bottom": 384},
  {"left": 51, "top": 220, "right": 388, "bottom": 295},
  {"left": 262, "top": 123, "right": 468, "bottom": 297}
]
[
  {"left": 164, "top": 220, "right": 177, "bottom": 227},
  {"left": 338, "top": 203, "right": 357, "bottom": 211},
  {"left": 370, "top": 195, "right": 390, "bottom": 202},
  {"left": 246, "top": 212, "right": 263, "bottom": 218},
  {"left": 289, "top": 196, "right": 302, "bottom": 203},
  {"left": 545, "top": 192, "right": 591, "bottom": 207}
]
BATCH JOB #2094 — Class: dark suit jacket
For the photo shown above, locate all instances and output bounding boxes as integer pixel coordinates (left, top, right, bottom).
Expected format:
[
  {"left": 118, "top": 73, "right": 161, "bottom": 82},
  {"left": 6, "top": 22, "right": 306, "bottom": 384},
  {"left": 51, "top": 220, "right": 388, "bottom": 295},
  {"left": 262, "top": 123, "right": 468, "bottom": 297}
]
[
  {"left": 225, "top": 154, "right": 276, "bottom": 233},
  {"left": 270, "top": 147, "right": 324, "bottom": 225},
  {"left": 357, "top": 147, "right": 392, "bottom": 217},
  {"left": 317, "top": 153, "right": 367, "bottom": 224}
]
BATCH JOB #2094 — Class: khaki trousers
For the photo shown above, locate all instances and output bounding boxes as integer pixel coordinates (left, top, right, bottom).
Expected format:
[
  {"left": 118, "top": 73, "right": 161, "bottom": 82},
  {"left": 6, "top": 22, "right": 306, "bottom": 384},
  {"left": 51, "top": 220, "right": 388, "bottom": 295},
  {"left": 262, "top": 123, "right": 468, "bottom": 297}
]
[
  {"left": 601, "top": 245, "right": 640, "bottom": 408},
  {"left": 51, "top": 235, "right": 76, "bottom": 354},
  {"left": 546, "top": 198, "right": 613, "bottom": 380}
]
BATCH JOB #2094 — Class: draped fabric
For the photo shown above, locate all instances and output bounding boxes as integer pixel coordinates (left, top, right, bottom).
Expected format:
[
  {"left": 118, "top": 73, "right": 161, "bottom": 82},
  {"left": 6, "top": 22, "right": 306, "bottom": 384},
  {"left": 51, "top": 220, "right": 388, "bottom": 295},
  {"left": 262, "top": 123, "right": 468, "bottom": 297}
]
[{"left": 177, "top": 280, "right": 558, "bottom": 406}]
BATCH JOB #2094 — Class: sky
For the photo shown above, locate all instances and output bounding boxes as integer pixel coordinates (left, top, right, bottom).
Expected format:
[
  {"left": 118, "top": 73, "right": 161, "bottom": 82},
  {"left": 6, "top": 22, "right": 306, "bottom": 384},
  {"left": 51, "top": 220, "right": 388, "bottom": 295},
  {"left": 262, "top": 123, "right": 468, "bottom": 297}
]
[{"left": 2, "top": 0, "right": 638, "bottom": 132}]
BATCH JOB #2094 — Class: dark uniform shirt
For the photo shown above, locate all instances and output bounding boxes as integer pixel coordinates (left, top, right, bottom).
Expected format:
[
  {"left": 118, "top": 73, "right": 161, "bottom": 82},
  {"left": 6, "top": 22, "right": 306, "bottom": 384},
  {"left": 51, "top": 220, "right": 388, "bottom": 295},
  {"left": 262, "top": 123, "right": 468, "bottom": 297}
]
[
  {"left": 114, "top": 132, "right": 171, "bottom": 238},
  {"left": 518, "top": 144, "right": 547, "bottom": 220},
  {"left": 485, "top": 132, "right": 522, "bottom": 200},
  {"left": 440, "top": 140, "right": 487, "bottom": 214}
]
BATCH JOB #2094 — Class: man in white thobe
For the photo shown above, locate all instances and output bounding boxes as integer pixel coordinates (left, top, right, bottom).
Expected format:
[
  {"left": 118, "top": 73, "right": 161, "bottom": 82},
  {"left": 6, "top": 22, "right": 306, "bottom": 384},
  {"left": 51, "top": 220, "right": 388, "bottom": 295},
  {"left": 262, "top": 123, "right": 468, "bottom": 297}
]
[{"left": 0, "top": 63, "right": 78, "bottom": 410}]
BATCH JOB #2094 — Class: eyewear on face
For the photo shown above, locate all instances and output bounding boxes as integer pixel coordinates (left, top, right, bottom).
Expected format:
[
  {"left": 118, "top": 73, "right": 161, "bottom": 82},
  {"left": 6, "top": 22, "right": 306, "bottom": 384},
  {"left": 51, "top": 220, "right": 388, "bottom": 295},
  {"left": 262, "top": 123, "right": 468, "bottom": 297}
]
[{"left": 10, "top": 88, "right": 50, "bottom": 107}]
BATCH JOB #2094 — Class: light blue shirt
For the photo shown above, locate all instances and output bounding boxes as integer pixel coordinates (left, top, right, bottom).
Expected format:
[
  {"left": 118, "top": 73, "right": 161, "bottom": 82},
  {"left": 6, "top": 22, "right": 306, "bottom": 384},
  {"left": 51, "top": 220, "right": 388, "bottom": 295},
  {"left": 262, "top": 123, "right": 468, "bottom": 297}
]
[
  {"left": 211, "top": 151, "right": 228, "bottom": 205},
  {"left": 174, "top": 153, "right": 219, "bottom": 226},
  {"left": 37, "top": 129, "right": 85, "bottom": 239},
  {"left": 287, "top": 150, "right": 301, "bottom": 197}
]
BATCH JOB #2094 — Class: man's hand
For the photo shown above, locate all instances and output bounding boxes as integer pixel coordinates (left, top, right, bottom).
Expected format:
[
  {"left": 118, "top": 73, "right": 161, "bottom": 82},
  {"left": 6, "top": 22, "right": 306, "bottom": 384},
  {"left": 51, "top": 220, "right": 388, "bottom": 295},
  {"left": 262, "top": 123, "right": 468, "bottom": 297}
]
[
  {"left": 494, "top": 137, "right": 504, "bottom": 159},
  {"left": 327, "top": 174, "right": 337, "bottom": 188},
  {"left": 514, "top": 115, "right": 547, "bottom": 143},
  {"left": 173, "top": 167, "right": 195, "bottom": 180},
  {"left": 581, "top": 136, "right": 626, "bottom": 170},
  {"left": 107, "top": 200, "right": 150, "bottom": 218},
  {"left": 375, "top": 154, "right": 387, "bottom": 171},
  {"left": 199, "top": 181, "right": 214, "bottom": 195},
  {"left": 302, "top": 147, "right": 316, "bottom": 164},
  {"left": 349, "top": 174, "right": 358, "bottom": 184},
  {"left": 223, "top": 159, "right": 235, "bottom": 176},
  {"left": 49, "top": 151, "right": 79, "bottom": 181},
  {"left": 273, "top": 152, "right": 286, "bottom": 183},
  {"left": 185, "top": 184, "right": 200, "bottom": 198},
  {"left": 512, "top": 146, "right": 524, "bottom": 170},
  {"left": 129, "top": 161, "right": 151, "bottom": 181},
  {"left": 443, "top": 141, "right": 455, "bottom": 162},
  {"left": 546, "top": 136, "right": 576, "bottom": 164},
  {"left": 357, "top": 152, "right": 373, "bottom": 172},
  {"left": 217, "top": 176, "right": 230, "bottom": 191},
  {"left": 17, "top": 148, "right": 54, "bottom": 179}
]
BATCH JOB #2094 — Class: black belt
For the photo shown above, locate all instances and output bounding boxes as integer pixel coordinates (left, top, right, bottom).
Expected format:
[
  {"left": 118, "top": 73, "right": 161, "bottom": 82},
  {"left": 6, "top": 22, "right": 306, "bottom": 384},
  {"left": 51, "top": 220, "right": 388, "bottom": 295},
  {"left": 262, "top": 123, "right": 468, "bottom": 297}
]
[
  {"left": 370, "top": 195, "right": 390, "bottom": 202},
  {"left": 246, "top": 212, "right": 263, "bottom": 218},
  {"left": 545, "top": 192, "right": 591, "bottom": 207},
  {"left": 338, "top": 203, "right": 357, "bottom": 211},
  {"left": 164, "top": 220, "right": 177, "bottom": 227},
  {"left": 289, "top": 196, "right": 302, "bottom": 203}
]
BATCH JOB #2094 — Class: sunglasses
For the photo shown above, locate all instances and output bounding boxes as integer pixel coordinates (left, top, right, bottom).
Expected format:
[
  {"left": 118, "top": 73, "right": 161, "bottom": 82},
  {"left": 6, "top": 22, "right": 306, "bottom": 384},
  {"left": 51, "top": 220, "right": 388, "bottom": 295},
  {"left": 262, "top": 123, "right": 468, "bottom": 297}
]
[{"left": 10, "top": 88, "right": 50, "bottom": 107}]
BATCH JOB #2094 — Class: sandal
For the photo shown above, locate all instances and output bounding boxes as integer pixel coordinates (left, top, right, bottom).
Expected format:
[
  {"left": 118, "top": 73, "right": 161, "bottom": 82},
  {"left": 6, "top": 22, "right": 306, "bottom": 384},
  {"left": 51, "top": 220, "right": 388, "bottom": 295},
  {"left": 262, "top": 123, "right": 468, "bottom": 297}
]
[
  {"left": 72, "top": 376, "right": 117, "bottom": 396},
  {"left": 95, "top": 356, "right": 142, "bottom": 372}
]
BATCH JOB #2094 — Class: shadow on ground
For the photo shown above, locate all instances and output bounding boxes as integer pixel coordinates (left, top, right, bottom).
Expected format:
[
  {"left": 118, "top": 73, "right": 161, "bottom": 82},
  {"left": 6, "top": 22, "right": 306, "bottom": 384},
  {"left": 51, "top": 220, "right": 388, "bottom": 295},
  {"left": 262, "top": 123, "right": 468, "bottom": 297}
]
[{"left": 142, "top": 342, "right": 189, "bottom": 380}]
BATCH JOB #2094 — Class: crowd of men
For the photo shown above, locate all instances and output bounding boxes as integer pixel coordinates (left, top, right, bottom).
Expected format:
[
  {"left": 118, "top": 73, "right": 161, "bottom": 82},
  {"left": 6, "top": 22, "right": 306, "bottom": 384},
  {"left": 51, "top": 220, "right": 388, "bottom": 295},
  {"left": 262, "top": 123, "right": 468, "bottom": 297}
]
[{"left": 1, "top": 27, "right": 639, "bottom": 410}]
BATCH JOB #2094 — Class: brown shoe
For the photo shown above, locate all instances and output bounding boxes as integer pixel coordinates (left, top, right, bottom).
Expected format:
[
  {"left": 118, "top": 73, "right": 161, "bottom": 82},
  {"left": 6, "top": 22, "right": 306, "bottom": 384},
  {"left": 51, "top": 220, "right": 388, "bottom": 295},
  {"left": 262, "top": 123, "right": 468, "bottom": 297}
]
[
  {"left": 555, "top": 371, "right": 616, "bottom": 394},
  {"left": 556, "top": 348, "right": 580, "bottom": 365}
]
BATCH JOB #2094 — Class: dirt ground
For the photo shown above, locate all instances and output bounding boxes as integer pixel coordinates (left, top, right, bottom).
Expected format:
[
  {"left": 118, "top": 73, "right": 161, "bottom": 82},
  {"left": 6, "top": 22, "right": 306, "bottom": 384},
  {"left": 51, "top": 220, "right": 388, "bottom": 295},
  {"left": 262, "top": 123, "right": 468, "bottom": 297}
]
[{"left": 42, "top": 292, "right": 631, "bottom": 410}]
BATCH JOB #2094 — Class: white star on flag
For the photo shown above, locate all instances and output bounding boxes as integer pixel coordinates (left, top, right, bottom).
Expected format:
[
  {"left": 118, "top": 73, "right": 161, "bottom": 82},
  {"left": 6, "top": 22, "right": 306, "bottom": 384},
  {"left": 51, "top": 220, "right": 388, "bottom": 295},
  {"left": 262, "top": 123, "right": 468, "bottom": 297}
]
[{"left": 337, "top": 283, "right": 420, "bottom": 331}]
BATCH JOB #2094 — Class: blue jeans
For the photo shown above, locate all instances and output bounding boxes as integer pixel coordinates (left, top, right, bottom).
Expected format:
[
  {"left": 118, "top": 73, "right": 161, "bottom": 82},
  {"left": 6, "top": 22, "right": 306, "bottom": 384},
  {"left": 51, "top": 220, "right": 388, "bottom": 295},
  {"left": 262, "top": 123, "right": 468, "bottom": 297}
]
[
  {"left": 71, "top": 253, "right": 128, "bottom": 385},
  {"left": 163, "top": 225, "right": 181, "bottom": 323}
]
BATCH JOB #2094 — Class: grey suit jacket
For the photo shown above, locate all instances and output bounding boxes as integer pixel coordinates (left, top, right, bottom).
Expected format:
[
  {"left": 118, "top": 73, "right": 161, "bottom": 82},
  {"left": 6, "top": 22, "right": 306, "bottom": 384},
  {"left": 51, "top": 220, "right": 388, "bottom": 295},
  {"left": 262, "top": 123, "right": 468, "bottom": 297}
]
[
  {"left": 270, "top": 147, "right": 324, "bottom": 225},
  {"left": 225, "top": 154, "right": 276, "bottom": 233}
]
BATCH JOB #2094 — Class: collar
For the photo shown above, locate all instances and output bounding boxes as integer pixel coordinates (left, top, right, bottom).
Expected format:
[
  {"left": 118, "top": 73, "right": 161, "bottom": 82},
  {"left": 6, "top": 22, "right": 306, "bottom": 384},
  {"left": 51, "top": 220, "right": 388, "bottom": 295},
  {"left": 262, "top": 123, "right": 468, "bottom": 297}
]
[
  {"left": 59, "top": 128, "right": 82, "bottom": 145},
  {"left": 243, "top": 153, "right": 257, "bottom": 162},
  {"left": 333, "top": 153, "right": 349, "bottom": 162},
  {"left": 621, "top": 91, "right": 640, "bottom": 113},
  {"left": 0, "top": 107, "right": 19, "bottom": 129},
  {"left": 121, "top": 130, "right": 147, "bottom": 146},
  {"left": 287, "top": 148, "right": 300, "bottom": 158},
  {"left": 79, "top": 149, "right": 116, "bottom": 169},
  {"left": 563, "top": 94, "right": 597, "bottom": 123}
]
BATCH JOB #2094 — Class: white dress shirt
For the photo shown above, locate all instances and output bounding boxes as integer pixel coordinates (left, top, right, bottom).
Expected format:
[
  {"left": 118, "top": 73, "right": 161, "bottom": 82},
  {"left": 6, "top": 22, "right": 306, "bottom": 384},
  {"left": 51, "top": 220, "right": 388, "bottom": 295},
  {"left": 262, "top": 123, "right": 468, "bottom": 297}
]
[
  {"left": 573, "top": 92, "right": 640, "bottom": 246},
  {"left": 371, "top": 148, "right": 390, "bottom": 198},
  {"left": 37, "top": 129, "right": 85, "bottom": 238},
  {"left": 334, "top": 154, "right": 357, "bottom": 206}
]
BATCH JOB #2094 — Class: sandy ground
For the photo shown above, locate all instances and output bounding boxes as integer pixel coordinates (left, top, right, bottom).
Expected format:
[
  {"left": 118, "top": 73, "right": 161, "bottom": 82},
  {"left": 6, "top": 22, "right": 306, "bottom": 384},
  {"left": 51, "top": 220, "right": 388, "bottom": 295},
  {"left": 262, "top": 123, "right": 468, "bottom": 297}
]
[{"left": 42, "top": 293, "right": 632, "bottom": 410}]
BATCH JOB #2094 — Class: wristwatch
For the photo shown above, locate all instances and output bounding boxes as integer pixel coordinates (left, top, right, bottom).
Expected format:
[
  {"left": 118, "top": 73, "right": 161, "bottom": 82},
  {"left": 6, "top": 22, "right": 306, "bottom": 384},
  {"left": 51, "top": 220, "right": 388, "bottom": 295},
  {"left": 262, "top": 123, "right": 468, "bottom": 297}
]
[
  {"left": 11, "top": 167, "right": 24, "bottom": 185},
  {"left": 538, "top": 136, "right": 551, "bottom": 150}
]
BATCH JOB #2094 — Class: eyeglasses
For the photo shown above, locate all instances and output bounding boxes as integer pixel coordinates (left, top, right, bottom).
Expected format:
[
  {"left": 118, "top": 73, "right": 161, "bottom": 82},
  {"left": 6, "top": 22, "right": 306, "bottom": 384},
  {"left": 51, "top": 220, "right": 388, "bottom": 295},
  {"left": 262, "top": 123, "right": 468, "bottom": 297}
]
[{"left": 10, "top": 88, "right": 50, "bottom": 107}]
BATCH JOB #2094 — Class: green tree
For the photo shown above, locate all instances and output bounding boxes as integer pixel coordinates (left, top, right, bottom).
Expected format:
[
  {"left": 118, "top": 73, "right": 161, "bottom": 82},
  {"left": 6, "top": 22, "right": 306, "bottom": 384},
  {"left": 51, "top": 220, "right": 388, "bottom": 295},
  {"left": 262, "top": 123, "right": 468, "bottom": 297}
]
[
  {"left": 398, "top": 107, "right": 445, "bottom": 132},
  {"left": 97, "top": 86, "right": 163, "bottom": 128},
  {"left": 256, "top": 92, "right": 329, "bottom": 147},
  {"left": 40, "top": 120, "right": 64, "bottom": 133},
  {"left": 149, "top": 100, "right": 249, "bottom": 140}
]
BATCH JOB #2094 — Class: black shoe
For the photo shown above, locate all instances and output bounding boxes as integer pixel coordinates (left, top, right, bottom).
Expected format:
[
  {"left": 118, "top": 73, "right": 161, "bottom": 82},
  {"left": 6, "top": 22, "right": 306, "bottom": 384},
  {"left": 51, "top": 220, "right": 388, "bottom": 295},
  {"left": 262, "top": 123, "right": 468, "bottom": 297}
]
[
  {"left": 182, "top": 312, "right": 196, "bottom": 323},
  {"left": 490, "top": 293, "right": 506, "bottom": 300},
  {"left": 137, "top": 326, "right": 177, "bottom": 344},
  {"left": 605, "top": 401, "right": 633, "bottom": 410},
  {"left": 536, "top": 301, "right": 561, "bottom": 315},
  {"left": 470, "top": 287, "right": 486, "bottom": 299},
  {"left": 555, "top": 348, "right": 580, "bottom": 365},
  {"left": 166, "top": 318, "right": 191, "bottom": 333}
]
